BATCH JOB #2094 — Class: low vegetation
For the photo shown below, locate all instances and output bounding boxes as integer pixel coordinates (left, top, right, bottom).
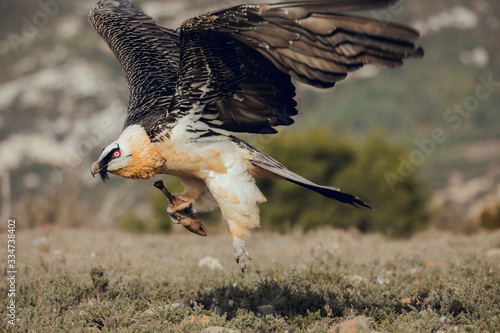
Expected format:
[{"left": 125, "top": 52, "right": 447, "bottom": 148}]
[
  {"left": 1, "top": 227, "right": 499, "bottom": 332},
  {"left": 254, "top": 129, "right": 430, "bottom": 237},
  {"left": 480, "top": 204, "right": 500, "bottom": 231}
]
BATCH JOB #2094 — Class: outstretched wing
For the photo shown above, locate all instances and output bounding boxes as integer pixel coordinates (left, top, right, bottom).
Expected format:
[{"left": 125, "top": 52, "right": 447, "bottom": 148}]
[
  {"left": 89, "top": 0, "right": 180, "bottom": 131},
  {"left": 162, "top": 0, "right": 423, "bottom": 139}
]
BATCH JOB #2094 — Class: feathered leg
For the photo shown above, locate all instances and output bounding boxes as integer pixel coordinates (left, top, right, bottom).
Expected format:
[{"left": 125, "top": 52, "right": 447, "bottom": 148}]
[{"left": 205, "top": 165, "right": 266, "bottom": 272}]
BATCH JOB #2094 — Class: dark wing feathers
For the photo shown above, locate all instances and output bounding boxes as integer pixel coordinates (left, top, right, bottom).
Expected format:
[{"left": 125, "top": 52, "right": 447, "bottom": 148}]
[
  {"left": 162, "top": 0, "right": 423, "bottom": 137},
  {"left": 163, "top": 27, "right": 297, "bottom": 135},
  {"left": 214, "top": 46, "right": 298, "bottom": 133},
  {"left": 222, "top": 3, "right": 423, "bottom": 88},
  {"left": 90, "top": 0, "right": 423, "bottom": 137},
  {"left": 89, "top": 0, "right": 179, "bottom": 131},
  {"left": 259, "top": 0, "right": 398, "bottom": 13}
]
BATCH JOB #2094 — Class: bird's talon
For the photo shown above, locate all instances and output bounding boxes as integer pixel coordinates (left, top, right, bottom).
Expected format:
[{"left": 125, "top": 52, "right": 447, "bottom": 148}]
[
  {"left": 233, "top": 238, "right": 250, "bottom": 272},
  {"left": 154, "top": 182, "right": 207, "bottom": 236}
]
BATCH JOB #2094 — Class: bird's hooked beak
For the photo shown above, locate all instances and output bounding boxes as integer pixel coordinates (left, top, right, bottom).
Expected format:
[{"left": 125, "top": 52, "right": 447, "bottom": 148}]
[
  {"left": 92, "top": 143, "right": 120, "bottom": 182},
  {"left": 91, "top": 162, "right": 99, "bottom": 177},
  {"left": 91, "top": 159, "right": 110, "bottom": 182}
]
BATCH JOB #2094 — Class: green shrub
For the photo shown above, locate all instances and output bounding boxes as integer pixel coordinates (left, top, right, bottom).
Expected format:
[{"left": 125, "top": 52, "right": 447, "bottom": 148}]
[
  {"left": 89, "top": 266, "right": 109, "bottom": 293},
  {"left": 479, "top": 204, "right": 500, "bottom": 230},
  {"left": 148, "top": 190, "right": 173, "bottom": 233},
  {"left": 255, "top": 129, "right": 430, "bottom": 237},
  {"left": 119, "top": 213, "right": 148, "bottom": 232}
]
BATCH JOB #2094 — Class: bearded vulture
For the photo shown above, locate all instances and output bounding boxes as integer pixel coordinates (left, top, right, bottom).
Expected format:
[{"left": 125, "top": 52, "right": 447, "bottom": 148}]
[{"left": 89, "top": 0, "right": 423, "bottom": 270}]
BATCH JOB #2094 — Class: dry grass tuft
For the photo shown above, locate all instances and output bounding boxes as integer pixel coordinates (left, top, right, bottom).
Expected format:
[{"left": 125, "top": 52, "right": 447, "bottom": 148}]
[{"left": 1, "top": 227, "right": 499, "bottom": 331}]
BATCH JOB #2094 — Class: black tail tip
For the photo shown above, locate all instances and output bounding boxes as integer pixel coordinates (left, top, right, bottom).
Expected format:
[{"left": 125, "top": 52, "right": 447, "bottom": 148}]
[
  {"left": 349, "top": 197, "right": 372, "bottom": 210},
  {"left": 331, "top": 190, "right": 372, "bottom": 209}
]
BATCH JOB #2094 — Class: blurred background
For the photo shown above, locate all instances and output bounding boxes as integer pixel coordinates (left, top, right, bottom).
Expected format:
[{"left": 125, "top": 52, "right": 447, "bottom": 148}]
[{"left": 0, "top": 0, "right": 499, "bottom": 237}]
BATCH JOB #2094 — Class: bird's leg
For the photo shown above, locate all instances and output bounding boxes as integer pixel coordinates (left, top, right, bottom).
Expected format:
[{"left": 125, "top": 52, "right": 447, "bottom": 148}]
[
  {"left": 153, "top": 180, "right": 207, "bottom": 236},
  {"left": 232, "top": 237, "right": 251, "bottom": 273}
]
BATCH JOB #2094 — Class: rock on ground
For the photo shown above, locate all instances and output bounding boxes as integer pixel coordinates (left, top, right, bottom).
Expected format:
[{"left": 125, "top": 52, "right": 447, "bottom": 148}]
[
  {"left": 198, "top": 256, "right": 225, "bottom": 270},
  {"left": 328, "top": 315, "right": 371, "bottom": 333},
  {"left": 257, "top": 304, "right": 275, "bottom": 315}
]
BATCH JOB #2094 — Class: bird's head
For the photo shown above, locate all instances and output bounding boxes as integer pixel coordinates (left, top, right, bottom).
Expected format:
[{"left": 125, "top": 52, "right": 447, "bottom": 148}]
[
  {"left": 91, "top": 141, "right": 132, "bottom": 182},
  {"left": 91, "top": 125, "right": 164, "bottom": 181}
]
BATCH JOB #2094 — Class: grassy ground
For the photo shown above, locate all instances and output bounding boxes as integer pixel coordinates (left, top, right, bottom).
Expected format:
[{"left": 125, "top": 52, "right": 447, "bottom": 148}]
[{"left": 1, "top": 226, "right": 499, "bottom": 332}]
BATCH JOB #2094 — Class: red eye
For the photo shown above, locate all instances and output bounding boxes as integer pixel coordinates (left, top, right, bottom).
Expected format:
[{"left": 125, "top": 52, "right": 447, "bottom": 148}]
[{"left": 113, "top": 151, "right": 121, "bottom": 158}]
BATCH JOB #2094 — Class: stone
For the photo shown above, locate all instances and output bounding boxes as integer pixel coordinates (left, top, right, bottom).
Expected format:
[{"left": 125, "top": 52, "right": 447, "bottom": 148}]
[
  {"left": 257, "top": 304, "right": 275, "bottom": 315},
  {"left": 486, "top": 248, "right": 500, "bottom": 258},
  {"left": 328, "top": 315, "right": 370, "bottom": 333},
  {"left": 198, "top": 256, "right": 224, "bottom": 270}
]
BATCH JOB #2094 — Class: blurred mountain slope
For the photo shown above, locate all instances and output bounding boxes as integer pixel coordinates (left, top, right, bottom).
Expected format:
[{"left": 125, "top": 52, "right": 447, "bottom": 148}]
[{"left": 0, "top": 0, "right": 498, "bottom": 226}]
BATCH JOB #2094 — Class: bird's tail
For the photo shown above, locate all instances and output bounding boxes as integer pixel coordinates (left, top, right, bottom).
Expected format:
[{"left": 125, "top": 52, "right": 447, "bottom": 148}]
[
  {"left": 240, "top": 140, "right": 371, "bottom": 209},
  {"left": 283, "top": 176, "right": 371, "bottom": 209}
]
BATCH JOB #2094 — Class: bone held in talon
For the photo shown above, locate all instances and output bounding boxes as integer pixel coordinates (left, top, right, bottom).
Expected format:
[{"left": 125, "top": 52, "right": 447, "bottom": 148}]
[{"left": 153, "top": 180, "right": 207, "bottom": 236}]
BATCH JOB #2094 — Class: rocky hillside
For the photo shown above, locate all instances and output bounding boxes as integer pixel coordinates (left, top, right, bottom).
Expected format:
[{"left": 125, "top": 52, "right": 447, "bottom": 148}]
[{"left": 0, "top": 0, "right": 499, "bottom": 224}]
